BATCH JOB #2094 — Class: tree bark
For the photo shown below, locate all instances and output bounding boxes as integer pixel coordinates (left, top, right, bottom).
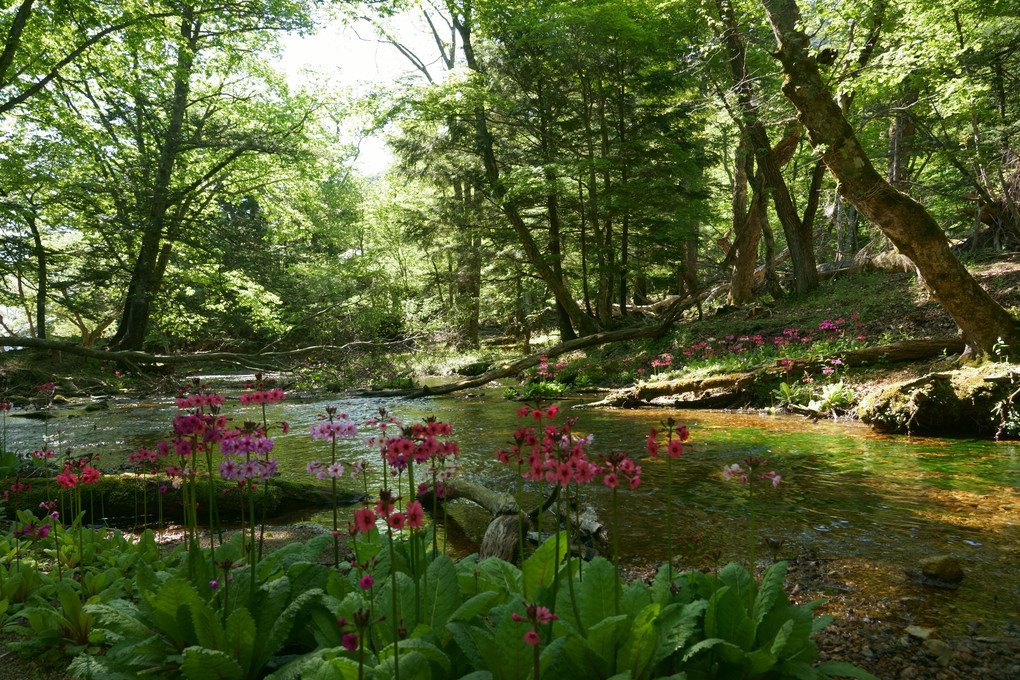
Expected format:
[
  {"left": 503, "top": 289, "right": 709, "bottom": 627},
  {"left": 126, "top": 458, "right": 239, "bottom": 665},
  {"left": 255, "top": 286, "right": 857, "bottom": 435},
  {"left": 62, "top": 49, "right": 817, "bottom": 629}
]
[
  {"left": 453, "top": 10, "right": 599, "bottom": 337},
  {"left": 715, "top": 0, "right": 818, "bottom": 296},
  {"left": 761, "top": 0, "right": 1019, "bottom": 355},
  {"left": 110, "top": 5, "right": 199, "bottom": 350}
]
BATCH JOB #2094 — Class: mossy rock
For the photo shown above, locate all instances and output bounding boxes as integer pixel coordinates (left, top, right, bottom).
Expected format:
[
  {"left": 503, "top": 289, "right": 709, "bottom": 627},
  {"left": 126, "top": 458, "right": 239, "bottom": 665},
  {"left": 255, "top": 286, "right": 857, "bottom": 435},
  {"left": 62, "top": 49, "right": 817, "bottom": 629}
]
[
  {"left": 1, "top": 473, "right": 360, "bottom": 525},
  {"left": 858, "top": 363, "right": 1020, "bottom": 436}
]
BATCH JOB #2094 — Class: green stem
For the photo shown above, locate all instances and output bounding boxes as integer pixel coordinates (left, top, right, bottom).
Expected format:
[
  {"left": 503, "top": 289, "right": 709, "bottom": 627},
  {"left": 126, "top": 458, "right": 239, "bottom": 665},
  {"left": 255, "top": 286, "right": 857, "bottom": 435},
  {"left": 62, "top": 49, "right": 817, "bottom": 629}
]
[
  {"left": 613, "top": 487, "right": 620, "bottom": 617},
  {"left": 387, "top": 527, "right": 400, "bottom": 680},
  {"left": 565, "top": 484, "right": 584, "bottom": 637},
  {"left": 517, "top": 460, "right": 526, "bottom": 598},
  {"left": 552, "top": 494, "right": 561, "bottom": 613},
  {"left": 667, "top": 455, "right": 673, "bottom": 585},
  {"left": 249, "top": 485, "right": 257, "bottom": 600}
]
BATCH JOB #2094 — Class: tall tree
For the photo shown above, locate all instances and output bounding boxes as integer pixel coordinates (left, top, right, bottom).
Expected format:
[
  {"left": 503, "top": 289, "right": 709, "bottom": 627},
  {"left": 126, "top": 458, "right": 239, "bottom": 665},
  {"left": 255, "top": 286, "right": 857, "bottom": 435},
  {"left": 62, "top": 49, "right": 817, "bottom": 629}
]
[{"left": 762, "top": 0, "right": 1019, "bottom": 355}]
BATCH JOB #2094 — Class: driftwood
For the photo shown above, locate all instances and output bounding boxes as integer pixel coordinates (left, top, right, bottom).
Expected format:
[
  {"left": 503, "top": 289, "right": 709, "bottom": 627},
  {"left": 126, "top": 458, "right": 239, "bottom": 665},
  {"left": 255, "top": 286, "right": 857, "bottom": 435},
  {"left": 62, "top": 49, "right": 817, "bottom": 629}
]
[
  {"left": 419, "top": 478, "right": 609, "bottom": 562},
  {"left": 388, "top": 294, "right": 701, "bottom": 398},
  {"left": 582, "top": 338, "right": 967, "bottom": 409}
]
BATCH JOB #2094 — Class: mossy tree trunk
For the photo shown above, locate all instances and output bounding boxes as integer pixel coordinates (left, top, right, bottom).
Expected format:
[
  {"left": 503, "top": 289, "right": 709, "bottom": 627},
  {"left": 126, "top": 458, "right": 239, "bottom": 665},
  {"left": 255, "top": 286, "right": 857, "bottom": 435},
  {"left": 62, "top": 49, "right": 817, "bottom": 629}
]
[{"left": 761, "top": 0, "right": 1019, "bottom": 356}]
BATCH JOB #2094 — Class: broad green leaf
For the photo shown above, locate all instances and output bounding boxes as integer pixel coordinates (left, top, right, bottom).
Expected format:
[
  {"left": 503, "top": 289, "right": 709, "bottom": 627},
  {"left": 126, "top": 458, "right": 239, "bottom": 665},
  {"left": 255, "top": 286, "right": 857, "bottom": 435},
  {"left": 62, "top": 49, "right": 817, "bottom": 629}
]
[
  {"left": 704, "top": 586, "right": 756, "bottom": 651},
  {"left": 754, "top": 561, "right": 789, "bottom": 622},
  {"left": 573, "top": 558, "right": 617, "bottom": 631},
  {"left": 181, "top": 646, "right": 244, "bottom": 680},
  {"left": 449, "top": 590, "right": 502, "bottom": 623},
  {"left": 374, "top": 650, "right": 431, "bottom": 680},
  {"left": 718, "top": 562, "right": 755, "bottom": 613},
  {"left": 476, "top": 557, "right": 522, "bottom": 595},
  {"left": 616, "top": 603, "right": 660, "bottom": 679},
  {"left": 446, "top": 621, "right": 488, "bottom": 671},
  {"left": 423, "top": 555, "right": 460, "bottom": 629},
  {"left": 816, "top": 660, "right": 882, "bottom": 680},
  {"left": 225, "top": 607, "right": 257, "bottom": 669},
  {"left": 522, "top": 532, "right": 567, "bottom": 597}
]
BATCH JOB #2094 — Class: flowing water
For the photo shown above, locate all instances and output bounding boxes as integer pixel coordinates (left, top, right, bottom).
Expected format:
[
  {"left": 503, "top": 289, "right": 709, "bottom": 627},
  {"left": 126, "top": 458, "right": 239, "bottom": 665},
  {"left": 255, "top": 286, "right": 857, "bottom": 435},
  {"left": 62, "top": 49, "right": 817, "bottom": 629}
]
[{"left": 5, "top": 380, "right": 1018, "bottom": 634}]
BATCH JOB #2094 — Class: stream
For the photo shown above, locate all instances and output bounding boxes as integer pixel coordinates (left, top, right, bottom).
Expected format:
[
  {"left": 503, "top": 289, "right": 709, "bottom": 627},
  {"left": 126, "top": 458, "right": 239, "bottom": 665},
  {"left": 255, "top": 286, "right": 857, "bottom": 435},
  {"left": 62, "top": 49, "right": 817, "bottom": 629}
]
[{"left": 4, "top": 379, "right": 1018, "bottom": 635}]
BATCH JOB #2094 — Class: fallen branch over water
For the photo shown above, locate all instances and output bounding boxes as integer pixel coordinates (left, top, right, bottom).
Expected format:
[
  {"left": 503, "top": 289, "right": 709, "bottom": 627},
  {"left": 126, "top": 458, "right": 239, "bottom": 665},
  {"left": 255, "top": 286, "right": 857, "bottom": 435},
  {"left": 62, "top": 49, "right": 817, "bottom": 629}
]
[{"left": 0, "top": 336, "right": 407, "bottom": 370}]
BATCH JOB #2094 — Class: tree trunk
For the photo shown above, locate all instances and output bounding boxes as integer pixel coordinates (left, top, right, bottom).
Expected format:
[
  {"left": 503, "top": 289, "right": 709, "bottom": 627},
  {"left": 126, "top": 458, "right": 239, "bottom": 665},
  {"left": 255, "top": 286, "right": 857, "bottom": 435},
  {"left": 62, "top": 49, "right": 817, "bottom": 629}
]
[
  {"left": 111, "top": 6, "right": 198, "bottom": 350},
  {"left": 26, "top": 209, "right": 45, "bottom": 339},
  {"left": 454, "top": 11, "right": 598, "bottom": 338},
  {"left": 762, "top": 0, "right": 1019, "bottom": 355},
  {"left": 727, "top": 138, "right": 758, "bottom": 305},
  {"left": 715, "top": 0, "right": 818, "bottom": 297}
]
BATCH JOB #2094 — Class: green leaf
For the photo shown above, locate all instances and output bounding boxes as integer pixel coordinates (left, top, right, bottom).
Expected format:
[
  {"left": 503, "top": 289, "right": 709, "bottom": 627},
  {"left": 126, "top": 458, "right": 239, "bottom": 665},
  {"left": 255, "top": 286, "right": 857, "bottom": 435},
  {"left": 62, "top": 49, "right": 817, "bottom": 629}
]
[
  {"left": 718, "top": 562, "right": 755, "bottom": 613},
  {"left": 522, "top": 531, "right": 567, "bottom": 597},
  {"left": 816, "top": 660, "right": 882, "bottom": 680},
  {"left": 181, "top": 646, "right": 244, "bottom": 680},
  {"left": 374, "top": 650, "right": 431, "bottom": 680},
  {"left": 423, "top": 555, "right": 460, "bottom": 630},
  {"left": 446, "top": 621, "right": 487, "bottom": 672},
  {"left": 573, "top": 558, "right": 617, "bottom": 631},
  {"left": 224, "top": 607, "right": 257, "bottom": 669},
  {"left": 616, "top": 603, "right": 660, "bottom": 680},
  {"left": 476, "top": 557, "right": 522, "bottom": 595},
  {"left": 754, "top": 561, "right": 789, "bottom": 623},
  {"left": 391, "top": 638, "right": 451, "bottom": 674},
  {"left": 704, "top": 586, "right": 756, "bottom": 651},
  {"left": 449, "top": 590, "right": 502, "bottom": 623}
]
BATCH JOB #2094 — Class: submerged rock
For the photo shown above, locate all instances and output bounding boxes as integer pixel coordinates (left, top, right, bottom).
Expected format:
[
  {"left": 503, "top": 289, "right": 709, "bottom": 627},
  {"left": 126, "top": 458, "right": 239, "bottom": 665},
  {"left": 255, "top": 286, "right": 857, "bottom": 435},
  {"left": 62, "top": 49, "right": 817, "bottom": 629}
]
[
  {"left": 919, "top": 555, "right": 965, "bottom": 583},
  {"left": 905, "top": 554, "right": 965, "bottom": 589}
]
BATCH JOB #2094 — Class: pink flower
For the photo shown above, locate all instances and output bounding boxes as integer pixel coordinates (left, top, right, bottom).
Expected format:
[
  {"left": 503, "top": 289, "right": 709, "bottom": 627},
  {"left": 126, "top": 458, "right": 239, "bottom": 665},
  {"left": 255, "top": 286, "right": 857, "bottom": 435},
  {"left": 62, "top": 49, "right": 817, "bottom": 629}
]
[
  {"left": 524, "top": 629, "right": 540, "bottom": 645},
  {"left": 667, "top": 439, "right": 684, "bottom": 458},
  {"left": 388, "top": 512, "right": 406, "bottom": 531},
  {"left": 602, "top": 473, "right": 619, "bottom": 489},
  {"left": 405, "top": 501, "right": 424, "bottom": 529},
  {"left": 354, "top": 508, "right": 376, "bottom": 533},
  {"left": 545, "top": 405, "right": 559, "bottom": 419},
  {"left": 359, "top": 574, "right": 374, "bottom": 590},
  {"left": 722, "top": 463, "right": 743, "bottom": 481}
]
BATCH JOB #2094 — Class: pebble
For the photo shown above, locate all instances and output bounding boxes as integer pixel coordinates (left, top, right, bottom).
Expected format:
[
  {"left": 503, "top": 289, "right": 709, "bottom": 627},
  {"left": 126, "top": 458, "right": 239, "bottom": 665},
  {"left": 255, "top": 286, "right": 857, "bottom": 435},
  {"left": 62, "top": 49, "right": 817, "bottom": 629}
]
[
  {"left": 907, "top": 625, "right": 936, "bottom": 640},
  {"left": 923, "top": 639, "right": 952, "bottom": 667},
  {"left": 861, "top": 646, "right": 876, "bottom": 659},
  {"left": 899, "top": 666, "right": 918, "bottom": 679}
]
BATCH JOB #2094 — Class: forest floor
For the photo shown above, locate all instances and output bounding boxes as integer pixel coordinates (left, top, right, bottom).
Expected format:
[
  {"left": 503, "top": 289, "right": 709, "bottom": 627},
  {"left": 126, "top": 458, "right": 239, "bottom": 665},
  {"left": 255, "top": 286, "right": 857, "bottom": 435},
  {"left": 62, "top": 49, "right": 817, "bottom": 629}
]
[{"left": 4, "top": 256, "right": 1020, "bottom": 679}]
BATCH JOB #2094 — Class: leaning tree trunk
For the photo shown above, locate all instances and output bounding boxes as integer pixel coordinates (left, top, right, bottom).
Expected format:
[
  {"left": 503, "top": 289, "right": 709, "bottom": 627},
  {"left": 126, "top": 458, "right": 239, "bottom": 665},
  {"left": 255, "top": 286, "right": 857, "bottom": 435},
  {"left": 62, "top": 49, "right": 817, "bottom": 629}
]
[{"left": 761, "top": 0, "right": 1019, "bottom": 356}]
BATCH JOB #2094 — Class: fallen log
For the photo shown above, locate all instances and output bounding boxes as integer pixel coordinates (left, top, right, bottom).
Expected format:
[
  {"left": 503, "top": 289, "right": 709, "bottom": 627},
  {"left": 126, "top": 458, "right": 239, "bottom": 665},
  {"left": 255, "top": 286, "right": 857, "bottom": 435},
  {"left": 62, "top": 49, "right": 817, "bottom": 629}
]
[
  {"left": 0, "top": 336, "right": 408, "bottom": 370},
  {"left": 418, "top": 478, "right": 609, "bottom": 562},
  {"left": 392, "top": 294, "right": 701, "bottom": 398},
  {"left": 582, "top": 338, "right": 966, "bottom": 409}
]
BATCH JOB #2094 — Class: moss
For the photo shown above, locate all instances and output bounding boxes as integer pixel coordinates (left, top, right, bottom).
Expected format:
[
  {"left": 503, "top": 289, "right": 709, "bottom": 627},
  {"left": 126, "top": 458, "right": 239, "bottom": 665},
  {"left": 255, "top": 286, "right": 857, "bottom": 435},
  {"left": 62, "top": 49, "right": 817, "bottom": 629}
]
[
  {"left": 858, "top": 363, "right": 1020, "bottom": 436},
  {"left": 0, "top": 473, "right": 359, "bottom": 524}
]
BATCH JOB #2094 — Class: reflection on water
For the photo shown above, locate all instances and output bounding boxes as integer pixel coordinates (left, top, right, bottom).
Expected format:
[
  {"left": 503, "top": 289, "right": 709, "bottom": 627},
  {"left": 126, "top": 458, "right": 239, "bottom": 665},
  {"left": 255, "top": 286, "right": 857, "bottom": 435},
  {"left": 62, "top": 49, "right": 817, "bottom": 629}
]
[{"left": 6, "top": 385, "right": 1019, "bottom": 631}]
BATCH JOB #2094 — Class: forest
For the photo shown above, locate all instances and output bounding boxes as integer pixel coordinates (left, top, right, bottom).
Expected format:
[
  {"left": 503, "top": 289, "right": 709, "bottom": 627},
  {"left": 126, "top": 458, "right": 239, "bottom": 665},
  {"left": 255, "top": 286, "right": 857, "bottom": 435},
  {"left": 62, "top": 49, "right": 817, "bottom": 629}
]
[
  {"left": 2, "top": 0, "right": 1018, "bottom": 364},
  {"left": 1, "top": 2, "right": 1020, "bottom": 680}
]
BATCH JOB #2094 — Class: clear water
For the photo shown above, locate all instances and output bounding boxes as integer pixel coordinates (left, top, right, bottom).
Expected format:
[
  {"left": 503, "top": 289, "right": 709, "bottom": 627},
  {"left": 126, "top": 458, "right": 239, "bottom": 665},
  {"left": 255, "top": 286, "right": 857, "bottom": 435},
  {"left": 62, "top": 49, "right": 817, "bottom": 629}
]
[{"left": 5, "top": 381, "right": 1018, "bottom": 632}]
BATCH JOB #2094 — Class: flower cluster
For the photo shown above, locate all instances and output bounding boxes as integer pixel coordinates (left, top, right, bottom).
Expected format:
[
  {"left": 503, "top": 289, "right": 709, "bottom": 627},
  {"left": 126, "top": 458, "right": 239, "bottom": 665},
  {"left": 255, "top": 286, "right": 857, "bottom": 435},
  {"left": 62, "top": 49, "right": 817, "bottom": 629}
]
[
  {"left": 309, "top": 415, "right": 358, "bottom": 441},
  {"left": 511, "top": 602, "right": 558, "bottom": 645},
  {"left": 56, "top": 458, "right": 101, "bottom": 489},
  {"left": 646, "top": 418, "right": 690, "bottom": 458},
  {"left": 723, "top": 455, "right": 781, "bottom": 487},
  {"left": 0, "top": 400, "right": 11, "bottom": 411},
  {"left": 175, "top": 393, "right": 226, "bottom": 409},
  {"left": 239, "top": 388, "right": 285, "bottom": 406},
  {"left": 596, "top": 451, "right": 642, "bottom": 490}
]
